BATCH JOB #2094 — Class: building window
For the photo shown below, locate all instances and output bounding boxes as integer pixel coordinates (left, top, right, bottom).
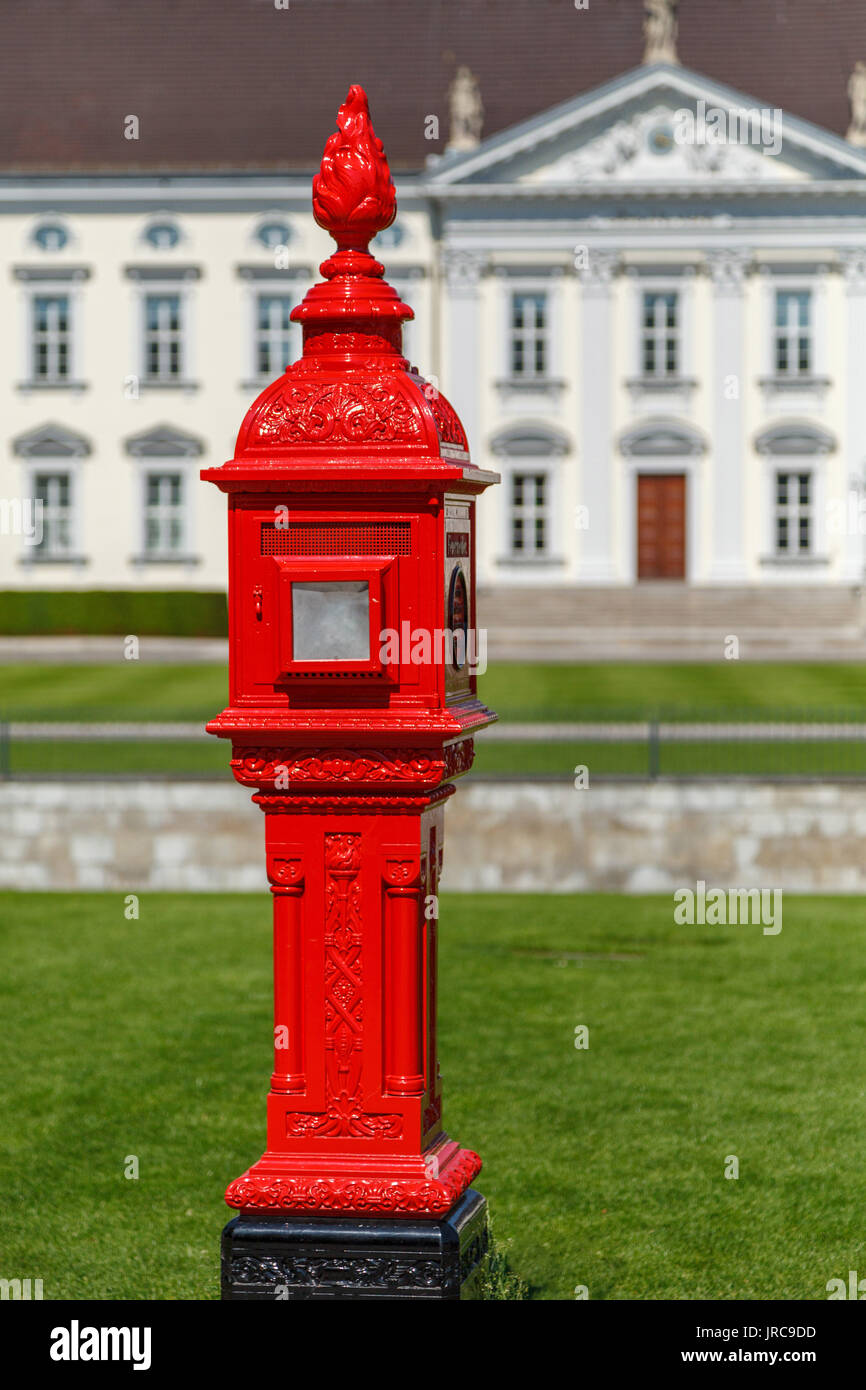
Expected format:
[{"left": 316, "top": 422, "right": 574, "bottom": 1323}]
[
  {"left": 374, "top": 220, "right": 404, "bottom": 249},
  {"left": 256, "top": 293, "right": 293, "bottom": 377},
  {"left": 32, "top": 223, "right": 69, "bottom": 252},
  {"left": 32, "top": 471, "right": 73, "bottom": 557},
  {"left": 510, "top": 292, "right": 547, "bottom": 378},
  {"left": 775, "top": 290, "right": 811, "bottom": 376},
  {"left": 642, "top": 291, "right": 678, "bottom": 378},
  {"left": 32, "top": 295, "right": 70, "bottom": 382},
  {"left": 144, "top": 293, "right": 182, "bottom": 382},
  {"left": 511, "top": 472, "right": 548, "bottom": 555},
  {"left": 144, "top": 472, "right": 184, "bottom": 556},
  {"left": 775, "top": 470, "right": 812, "bottom": 554},
  {"left": 256, "top": 221, "right": 292, "bottom": 251},
  {"left": 144, "top": 222, "right": 181, "bottom": 249}
]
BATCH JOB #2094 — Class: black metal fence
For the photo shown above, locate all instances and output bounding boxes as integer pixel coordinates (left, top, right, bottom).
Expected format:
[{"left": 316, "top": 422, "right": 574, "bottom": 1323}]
[
  {"left": 477, "top": 713, "right": 866, "bottom": 779},
  {"left": 3, "top": 709, "right": 866, "bottom": 779}
]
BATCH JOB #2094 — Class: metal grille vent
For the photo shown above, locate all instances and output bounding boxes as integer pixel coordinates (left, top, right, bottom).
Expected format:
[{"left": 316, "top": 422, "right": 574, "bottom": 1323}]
[{"left": 261, "top": 521, "right": 411, "bottom": 556}]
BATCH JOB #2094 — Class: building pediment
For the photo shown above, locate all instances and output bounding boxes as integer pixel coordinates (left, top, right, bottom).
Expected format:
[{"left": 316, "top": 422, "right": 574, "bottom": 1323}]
[
  {"left": 754, "top": 421, "right": 836, "bottom": 456},
  {"left": 620, "top": 420, "right": 707, "bottom": 458},
  {"left": 429, "top": 64, "right": 866, "bottom": 192},
  {"left": 12, "top": 422, "right": 91, "bottom": 457},
  {"left": 490, "top": 423, "right": 571, "bottom": 458},
  {"left": 125, "top": 424, "right": 204, "bottom": 457}
]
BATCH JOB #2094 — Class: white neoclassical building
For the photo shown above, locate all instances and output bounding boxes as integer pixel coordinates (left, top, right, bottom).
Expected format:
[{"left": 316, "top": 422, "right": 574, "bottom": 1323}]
[{"left": 3, "top": 57, "right": 866, "bottom": 601}]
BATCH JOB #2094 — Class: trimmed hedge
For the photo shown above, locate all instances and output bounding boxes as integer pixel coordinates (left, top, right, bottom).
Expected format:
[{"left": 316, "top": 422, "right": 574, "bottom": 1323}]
[{"left": 0, "top": 590, "right": 228, "bottom": 637}]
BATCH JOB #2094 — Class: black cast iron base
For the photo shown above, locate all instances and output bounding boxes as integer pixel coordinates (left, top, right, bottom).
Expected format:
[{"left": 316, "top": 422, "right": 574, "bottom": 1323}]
[{"left": 221, "top": 1187, "right": 488, "bottom": 1300}]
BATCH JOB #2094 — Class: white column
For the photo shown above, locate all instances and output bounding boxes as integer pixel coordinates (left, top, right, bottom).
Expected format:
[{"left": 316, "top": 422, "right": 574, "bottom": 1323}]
[
  {"left": 706, "top": 249, "right": 750, "bottom": 583},
  {"left": 840, "top": 250, "right": 866, "bottom": 583},
  {"left": 440, "top": 249, "right": 487, "bottom": 456},
  {"left": 576, "top": 251, "right": 619, "bottom": 583}
]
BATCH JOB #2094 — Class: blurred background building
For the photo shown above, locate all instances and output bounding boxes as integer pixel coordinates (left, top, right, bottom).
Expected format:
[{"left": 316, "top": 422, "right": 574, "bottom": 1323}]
[{"left": 2, "top": 0, "right": 866, "bottom": 621}]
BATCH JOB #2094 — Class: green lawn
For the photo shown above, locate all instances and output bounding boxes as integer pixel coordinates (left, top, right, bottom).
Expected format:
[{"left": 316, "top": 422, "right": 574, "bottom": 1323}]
[
  {"left": 473, "top": 738, "right": 866, "bottom": 779},
  {"left": 3, "top": 662, "right": 866, "bottom": 777},
  {"left": 9, "top": 736, "right": 866, "bottom": 779},
  {"left": 9, "top": 740, "right": 226, "bottom": 776},
  {"left": 3, "top": 661, "right": 866, "bottom": 722},
  {"left": 482, "top": 662, "right": 866, "bottom": 722},
  {"left": 1, "top": 891, "right": 864, "bottom": 1300},
  {"left": 0, "top": 663, "right": 228, "bottom": 721}
]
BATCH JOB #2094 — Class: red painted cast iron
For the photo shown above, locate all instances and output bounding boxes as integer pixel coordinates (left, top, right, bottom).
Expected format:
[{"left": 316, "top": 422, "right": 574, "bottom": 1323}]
[{"left": 203, "top": 86, "right": 498, "bottom": 1218}]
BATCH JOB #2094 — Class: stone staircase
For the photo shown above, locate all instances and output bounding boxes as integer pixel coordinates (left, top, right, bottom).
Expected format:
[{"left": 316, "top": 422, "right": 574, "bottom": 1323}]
[{"left": 477, "top": 585, "right": 866, "bottom": 661}]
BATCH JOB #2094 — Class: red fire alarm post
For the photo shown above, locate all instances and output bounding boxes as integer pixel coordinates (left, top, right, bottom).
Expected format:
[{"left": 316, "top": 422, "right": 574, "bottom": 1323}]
[{"left": 203, "top": 87, "right": 497, "bottom": 1300}]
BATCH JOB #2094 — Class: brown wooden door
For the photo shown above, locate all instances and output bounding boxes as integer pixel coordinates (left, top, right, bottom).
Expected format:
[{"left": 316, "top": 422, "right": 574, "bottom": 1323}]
[{"left": 637, "top": 473, "right": 686, "bottom": 579}]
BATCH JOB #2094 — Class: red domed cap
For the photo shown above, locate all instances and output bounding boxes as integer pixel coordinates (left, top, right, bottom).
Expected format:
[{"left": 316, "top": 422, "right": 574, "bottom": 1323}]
[{"left": 209, "top": 86, "right": 474, "bottom": 476}]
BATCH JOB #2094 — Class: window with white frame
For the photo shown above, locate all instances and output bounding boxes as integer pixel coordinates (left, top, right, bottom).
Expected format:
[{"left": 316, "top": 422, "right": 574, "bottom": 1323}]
[
  {"left": 641, "top": 291, "right": 678, "bottom": 378},
  {"left": 510, "top": 292, "right": 548, "bottom": 378},
  {"left": 144, "top": 293, "right": 183, "bottom": 382},
  {"left": 144, "top": 471, "right": 185, "bottom": 556},
  {"left": 32, "top": 223, "right": 69, "bottom": 252},
  {"left": 510, "top": 472, "right": 548, "bottom": 555},
  {"left": 31, "top": 295, "right": 70, "bottom": 382},
  {"left": 144, "top": 222, "right": 181, "bottom": 249},
  {"left": 775, "top": 470, "right": 812, "bottom": 555},
  {"left": 774, "top": 290, "right": 811, "bottom": 376},
  {"left": 32, "top": 471, "right": 73, "bottom": 557},
  {"left": 256, "top": 221, "right": 292, "bottom": 251},
  {"left": 255, "top": 293, "right": 294, "bottom": 377}
]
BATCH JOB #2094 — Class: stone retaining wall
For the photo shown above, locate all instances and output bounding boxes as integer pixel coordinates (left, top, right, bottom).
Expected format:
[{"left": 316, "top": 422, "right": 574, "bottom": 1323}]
[{"left": 2, "top": 779, "right": 863, "bottom": 893}]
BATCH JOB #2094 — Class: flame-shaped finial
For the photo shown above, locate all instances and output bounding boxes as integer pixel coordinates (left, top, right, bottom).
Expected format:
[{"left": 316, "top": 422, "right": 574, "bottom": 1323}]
[
  {"left": 292, "top": 85, "right": 412, "bottom": 363},
  {"left": 312, "top": 85, "right": 396, "bottom": 245}
]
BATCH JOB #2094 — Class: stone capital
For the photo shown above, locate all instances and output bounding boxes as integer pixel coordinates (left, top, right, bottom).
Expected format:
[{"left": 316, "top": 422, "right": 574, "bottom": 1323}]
[
  {"left": 575, "top": 249, "right": 620, "bottom": 293},
  {"left": 838, "top": 248, "right": 866, "bottom": 293},
  {"left": 705, "top": 249, "right": 752, "bottom": 295},
  {"left": 441, "top": 249, "right": 487, "bottom": 297}
]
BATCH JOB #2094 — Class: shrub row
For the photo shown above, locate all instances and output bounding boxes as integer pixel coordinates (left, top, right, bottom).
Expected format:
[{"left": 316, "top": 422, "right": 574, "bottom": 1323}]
[{"left": 0, "top": 590, "right": 228, "bottom": 637}]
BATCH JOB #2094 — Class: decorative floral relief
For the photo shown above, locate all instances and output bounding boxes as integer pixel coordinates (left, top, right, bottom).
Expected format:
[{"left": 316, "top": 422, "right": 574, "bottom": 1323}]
[
  {"left": 414, "top": 381, "right": 468, "bottom": 451},
  {"left": 269, "top": 856, "right": 303, "bottom": 888},
  {"left": 423, "top": 1093, "right": 443, "bottom": 1134},
  {"left": 224, "top": 1150, "right": 482, "bottom": 1216},
  {"left": 255, "top": 790, "right": 455, "bottom": 814},
  {"left": 444, "top": 739, "right": 474, "bottom": 777},
  {"left": 233, "top": 746, "right": 468, "bottom": 787},
  {"left": 281, "top": 832, "right": 402, "bottom": 1142},
  {"left": 253, "top": 381, "right": 422, "bottom": 446},
  {"left": 229, "top": 1253, "right": 447, "bottom": 1290}
]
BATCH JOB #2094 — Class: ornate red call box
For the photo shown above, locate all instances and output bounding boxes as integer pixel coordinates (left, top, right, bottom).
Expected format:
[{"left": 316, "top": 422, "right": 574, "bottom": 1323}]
[{"left": 203, "top": 87, "right": 498, "bottom": 1300}]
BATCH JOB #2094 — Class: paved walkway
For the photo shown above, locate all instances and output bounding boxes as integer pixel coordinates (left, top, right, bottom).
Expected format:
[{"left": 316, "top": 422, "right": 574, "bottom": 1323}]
[
  {"left": 8, "top": 719, "right": 866, "bottom": 742},
  {"left": 3, "top": 630, "right": 866, "bottom": 663},
  {"left": 0, "top": 636, "right": 229, "bottom": 664},
  {"left": 485, "top": 626, "right": 866, "bottom": 662}
]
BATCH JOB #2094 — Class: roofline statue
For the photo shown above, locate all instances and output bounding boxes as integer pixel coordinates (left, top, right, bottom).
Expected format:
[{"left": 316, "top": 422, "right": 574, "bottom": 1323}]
[
  {"left": 847, "top": 61, "right": 866, "bottom": 147},
  {"left": 447, "top": 65, "right": 484, "bottom": 152},
  {"left": 643, "top": 0, "right": 680, "bottom": 66}
]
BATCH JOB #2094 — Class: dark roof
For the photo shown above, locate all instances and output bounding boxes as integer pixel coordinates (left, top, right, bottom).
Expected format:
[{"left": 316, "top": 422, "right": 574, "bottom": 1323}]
[{"left": 3, "top": 0, "right": 865, "bottom": 173}]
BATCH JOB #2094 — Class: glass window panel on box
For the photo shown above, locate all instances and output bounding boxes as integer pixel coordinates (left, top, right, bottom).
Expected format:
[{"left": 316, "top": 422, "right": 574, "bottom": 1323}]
[{"left": 291, "top": 581, "right": 370, "bottom": 661}]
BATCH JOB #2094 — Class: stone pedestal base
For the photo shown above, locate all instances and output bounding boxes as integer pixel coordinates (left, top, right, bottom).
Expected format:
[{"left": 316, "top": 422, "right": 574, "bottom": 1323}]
[{"left": 221, "top": 1188, "right": 488, "bottom": 1300}]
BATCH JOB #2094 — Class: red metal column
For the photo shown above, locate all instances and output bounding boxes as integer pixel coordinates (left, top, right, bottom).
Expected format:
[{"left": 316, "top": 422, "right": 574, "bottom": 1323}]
[
  {"left": 203, "top": 88, "right": 497, "bottom": 1244},
  {"left": 268, "top": 856, "right": 305, "bottom": 1093},
  {"left": 384, "top": 856, "right": 425, "bottom": 1097}
]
